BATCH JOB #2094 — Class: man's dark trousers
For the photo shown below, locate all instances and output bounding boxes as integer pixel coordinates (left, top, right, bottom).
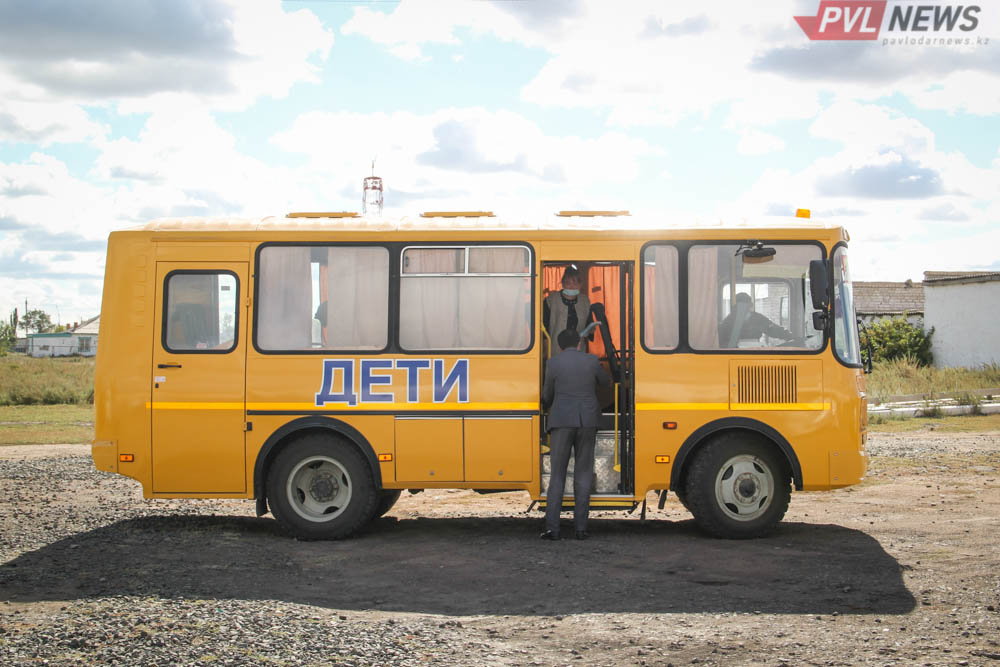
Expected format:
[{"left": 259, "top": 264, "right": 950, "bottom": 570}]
[{"left": 545, "top": 426, "right": 597, "bottom": 534}]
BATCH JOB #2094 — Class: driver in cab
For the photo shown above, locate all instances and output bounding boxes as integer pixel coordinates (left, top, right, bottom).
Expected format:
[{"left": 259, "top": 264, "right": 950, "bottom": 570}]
[{"left": 718, "top": 292, "right": 794, "bottom": 347}]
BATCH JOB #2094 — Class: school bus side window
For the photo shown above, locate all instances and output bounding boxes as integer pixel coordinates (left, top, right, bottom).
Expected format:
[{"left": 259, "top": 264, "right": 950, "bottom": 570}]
[
  {"left": 642, "top": 244, "right": 679, "bottom": 350},
  {"left": 399, "top": 245, "right": 531, "bottom": 351},
  {"left": 164, "top": 272, "right": 238, "bottom": 352},
  {"left": 257, "top": 245, "right": 389, "bottom": 351},
  {"left": 688, "top": 243, "right": 823, "bottom": 351}
]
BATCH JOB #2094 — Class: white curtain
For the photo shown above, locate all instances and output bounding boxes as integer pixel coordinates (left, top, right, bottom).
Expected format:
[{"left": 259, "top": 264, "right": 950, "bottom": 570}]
[
  {"left": 400, "top": 247, "right": 530, "bottom": 350},
  {"left": 648, "top": 246, "right": 679, "bottom": 349},
  {"left": 258, "top": 247, "right": 312, "bottom": 350},
  {"left": 688, "top": 246, "right": 720, "bottom": 349},
  {"left": 322, "top": 247, "right": 389, "bottom": 349}
]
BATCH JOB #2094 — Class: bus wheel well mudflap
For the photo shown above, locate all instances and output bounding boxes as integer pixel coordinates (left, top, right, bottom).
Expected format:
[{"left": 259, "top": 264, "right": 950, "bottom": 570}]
[
  {"left": 670, "top": 417, "right": 803, "bottom": 494},
  {"left": 253, "top": 416, "right": 383, "bottom": 517}
]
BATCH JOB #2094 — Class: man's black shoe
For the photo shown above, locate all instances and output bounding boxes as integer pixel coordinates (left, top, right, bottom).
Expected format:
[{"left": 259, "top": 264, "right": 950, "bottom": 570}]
[
  {"left": 539, "top": 530, "right": 560, "bottom": 540},
  {"left": 575, "top": 531, "right": 589, "bottom": 540}
]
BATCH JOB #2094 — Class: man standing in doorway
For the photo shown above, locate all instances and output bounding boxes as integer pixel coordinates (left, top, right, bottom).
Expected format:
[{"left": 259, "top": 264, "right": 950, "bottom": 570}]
[
  {"left": 540, "top": 328, "right": 611, "bottom": 540},
  {"left": 544, "top": 265, "right": 592, "bottom": 354}
]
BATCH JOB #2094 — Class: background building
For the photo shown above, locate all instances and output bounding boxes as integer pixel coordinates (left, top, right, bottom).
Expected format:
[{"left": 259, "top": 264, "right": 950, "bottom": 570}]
[
  {"left": 854, "top": 280, "right": 924, "bottom": 326},
  {"left": 923, "top": 272, "right": 1000, "bottom": 368},
  {"left": 26, "top": 316, "right": 99, "bottom": 358}
]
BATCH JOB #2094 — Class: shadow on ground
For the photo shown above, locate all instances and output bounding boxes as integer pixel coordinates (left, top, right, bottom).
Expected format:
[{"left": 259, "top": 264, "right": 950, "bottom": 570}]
[{"left": 0, "top": 515, "right": 915, "bottom": 616}]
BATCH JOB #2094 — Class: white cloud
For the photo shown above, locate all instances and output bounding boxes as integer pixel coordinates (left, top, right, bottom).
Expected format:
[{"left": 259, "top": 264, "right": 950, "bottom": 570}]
[
  {"left": 345, "top": 0, "right": 1000, "bottom": 124},
  {"left": 340, "top": 0, "right": 554, "bottom": 61},
  {"left": 737, "top": 129, "right": 786, "bottom": 155},
  {"left": 0, "top": 101, "right": 107, "bottom": 146},
  {"left": 271, "top": 107, "right": 661, "bottom": 212},
  {"left": 0, "top": 0, "right": 333, "bottom": 142}
]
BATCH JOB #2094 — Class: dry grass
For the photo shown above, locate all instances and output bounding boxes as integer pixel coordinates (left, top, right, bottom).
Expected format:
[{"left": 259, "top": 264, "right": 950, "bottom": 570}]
[
  {"left": 868, "top": 413, "right": 1000, "bottom": 433},
  {"left": 0, "top": 354, "right": 95, "bottom": 405},
  {"left": 0, "top": 404, "right": 94, "bottom": 445},
  {"left": 867, "top": 358, "right": 1000, "bottom": 404}
]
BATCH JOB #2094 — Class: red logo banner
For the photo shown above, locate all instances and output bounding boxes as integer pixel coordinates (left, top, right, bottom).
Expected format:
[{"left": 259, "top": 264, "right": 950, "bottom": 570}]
[{"left": 795, "top": 0, "right": 887, "bottom": 40}]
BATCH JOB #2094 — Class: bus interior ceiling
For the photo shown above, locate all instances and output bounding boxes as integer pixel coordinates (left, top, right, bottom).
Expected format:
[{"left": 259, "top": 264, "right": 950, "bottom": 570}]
[{"left": 541, "top": 261, "right": 635, "bottom": 498}]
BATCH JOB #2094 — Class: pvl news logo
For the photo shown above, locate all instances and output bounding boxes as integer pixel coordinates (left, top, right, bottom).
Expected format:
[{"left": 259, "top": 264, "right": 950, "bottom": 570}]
[{"left": 794, "top": 1, "right": 984, "bottom": 42}]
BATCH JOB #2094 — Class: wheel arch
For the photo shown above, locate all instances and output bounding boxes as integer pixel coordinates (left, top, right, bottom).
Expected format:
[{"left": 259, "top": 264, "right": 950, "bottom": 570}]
[
  {"left": 253, "top": 416, "right": 383, "bottom": 515},
  {"left": 670, "top": 417, "right": 803, "bottom": 492}
]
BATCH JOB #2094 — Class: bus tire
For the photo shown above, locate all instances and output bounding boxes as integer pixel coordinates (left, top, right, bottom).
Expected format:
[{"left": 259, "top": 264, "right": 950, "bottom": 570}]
[
  {"left": 267, "top": 434, "right": 377, "bottom": 540},
  {"left": 673, "top": 488, "right": 690, "bottom": 511},
  {"left": 374, "top": 489, "right": 402, "bottom": 519},
  {"left": 683, "top": 432, "right": 790, "bottom": 539}
]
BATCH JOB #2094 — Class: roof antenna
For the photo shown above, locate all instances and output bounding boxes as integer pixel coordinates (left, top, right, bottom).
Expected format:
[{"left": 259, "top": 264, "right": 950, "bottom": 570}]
[{"left": 362, "top": 158, "right": 383, "bottom": 217}]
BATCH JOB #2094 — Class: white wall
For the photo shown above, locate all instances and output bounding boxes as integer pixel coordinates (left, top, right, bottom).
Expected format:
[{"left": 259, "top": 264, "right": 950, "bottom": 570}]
[
  {"left": 924, "top": 281, "right": 1000, "bottom": 368},
  {"left": 26, "top": 334, "right": 97, "bottom": 357}
]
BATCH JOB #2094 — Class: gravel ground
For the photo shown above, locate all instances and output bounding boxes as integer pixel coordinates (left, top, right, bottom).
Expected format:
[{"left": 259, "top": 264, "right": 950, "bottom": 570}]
[{"left": 2, "top": 429, "right": 999, "bottom": 665}]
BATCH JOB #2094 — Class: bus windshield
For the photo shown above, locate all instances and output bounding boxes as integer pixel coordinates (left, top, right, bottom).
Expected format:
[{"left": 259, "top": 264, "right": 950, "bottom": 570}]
[{"left": 833, "top": 246, "right": 862, "bottom": 366}]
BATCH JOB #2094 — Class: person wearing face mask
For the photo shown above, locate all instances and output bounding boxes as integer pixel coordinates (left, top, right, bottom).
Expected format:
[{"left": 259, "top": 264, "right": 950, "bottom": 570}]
[{"left": 544, "top": 265, "right": 592, "bottom": 355}]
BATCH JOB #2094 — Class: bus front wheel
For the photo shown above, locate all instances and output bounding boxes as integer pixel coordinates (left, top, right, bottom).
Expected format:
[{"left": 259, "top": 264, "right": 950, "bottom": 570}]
[
  {"left": 267, "top": 434, "right": 377, "bottom": 540},
  {"left": 684, "top": 433, "right": 790, "bottom": 539}
]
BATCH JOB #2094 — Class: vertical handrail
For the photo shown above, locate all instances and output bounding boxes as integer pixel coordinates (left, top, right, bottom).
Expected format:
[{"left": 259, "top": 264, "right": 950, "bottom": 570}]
[{"left": 613, "top": 382, "right": 621, "bottom": 472}]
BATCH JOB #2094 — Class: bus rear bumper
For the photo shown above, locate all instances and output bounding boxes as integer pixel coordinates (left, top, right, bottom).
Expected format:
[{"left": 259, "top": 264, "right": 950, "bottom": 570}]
[
  {"left": 92, "top": 440, "right": 117, "bottom": 473},
  {"left": 829, "top": 448, "right": 867, "bottom": 488}
]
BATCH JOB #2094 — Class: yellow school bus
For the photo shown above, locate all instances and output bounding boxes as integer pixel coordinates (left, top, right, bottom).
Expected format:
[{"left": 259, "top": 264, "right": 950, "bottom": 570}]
[{"left": 91, "top": 210, "right": 867, "bottom": 539}]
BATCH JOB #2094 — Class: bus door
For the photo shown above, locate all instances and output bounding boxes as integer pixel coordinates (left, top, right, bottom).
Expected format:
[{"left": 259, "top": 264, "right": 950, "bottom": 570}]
[
  {"left": 151, "top": 262, "right": 248, "bottom": 493},
  {"left": 540, "top": 260, "right": 634, "bottom": 497}
]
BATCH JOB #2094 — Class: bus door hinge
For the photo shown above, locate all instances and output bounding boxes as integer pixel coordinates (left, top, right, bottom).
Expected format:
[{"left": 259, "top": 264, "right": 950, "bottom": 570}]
[{"left": 244, "top": 421, "right": 253, "bottom": 432}]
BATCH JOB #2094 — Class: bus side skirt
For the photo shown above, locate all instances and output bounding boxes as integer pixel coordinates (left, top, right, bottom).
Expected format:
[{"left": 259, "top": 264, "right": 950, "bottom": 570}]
[
  {"left": 670, "top": 417, "right": 804, "bottom": 492},
  {"left": 252, "top": 416, "right": 384, "bottom": 517}
]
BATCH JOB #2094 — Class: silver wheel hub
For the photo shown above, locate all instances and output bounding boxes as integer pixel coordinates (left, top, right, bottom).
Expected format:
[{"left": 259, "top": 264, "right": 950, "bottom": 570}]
[
  {"left": 286, "top": 456, "right": 353, "bottom": 523},
  {"left": 715, "top": 454, "right": 774, "bottom": 522},
  {"left": 310, "top": 472, "right": 338, "bottom": 502}
]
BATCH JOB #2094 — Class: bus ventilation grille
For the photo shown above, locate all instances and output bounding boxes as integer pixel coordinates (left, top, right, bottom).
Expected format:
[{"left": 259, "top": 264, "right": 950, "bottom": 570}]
[{"left": 736, "top": 364, "right": 798, "bottom": 404}]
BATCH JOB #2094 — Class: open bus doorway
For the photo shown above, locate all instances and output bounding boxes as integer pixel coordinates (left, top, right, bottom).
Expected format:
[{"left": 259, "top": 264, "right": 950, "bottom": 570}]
[{"left": 540, "top": 261, "right": 635, "bottom": 501}]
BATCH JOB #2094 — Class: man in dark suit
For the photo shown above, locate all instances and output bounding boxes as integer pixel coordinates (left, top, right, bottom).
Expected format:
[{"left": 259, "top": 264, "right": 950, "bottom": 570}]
[{"left": 540, "top": 328, "right": 611, "bottom": 540}]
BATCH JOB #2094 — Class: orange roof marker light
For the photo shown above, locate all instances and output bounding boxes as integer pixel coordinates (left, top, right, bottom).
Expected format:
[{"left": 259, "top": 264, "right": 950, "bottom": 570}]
[
  {"left": 287, "top": 212, "right": 360, "bottom": 218},
  {"left": 557, "top": 210, "right": 630, "bottom": 217},
  {"left": 420, "top": 211, "right": 495, "bottom": 218},
  {"left": 795, "top": 208, "right": 811, "bottom": 219}
]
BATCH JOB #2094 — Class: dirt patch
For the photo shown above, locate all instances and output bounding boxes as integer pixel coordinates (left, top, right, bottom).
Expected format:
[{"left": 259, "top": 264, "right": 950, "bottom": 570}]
[{"left": 1, "top": 433, "right": 999, "bottom": 665}]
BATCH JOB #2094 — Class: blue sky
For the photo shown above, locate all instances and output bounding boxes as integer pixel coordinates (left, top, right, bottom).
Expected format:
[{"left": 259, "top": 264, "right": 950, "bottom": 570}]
[{"left": 0, "top": 0, "right": 998, "bottom": 325}]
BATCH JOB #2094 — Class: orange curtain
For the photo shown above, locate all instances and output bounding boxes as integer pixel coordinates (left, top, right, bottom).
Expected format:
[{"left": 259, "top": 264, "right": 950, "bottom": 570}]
[
  {"left": 543, "top": 265, "right": 564, "bottom": 299},
  {"left": 587, "top": 265, "right": 621, "bottom": 361}
]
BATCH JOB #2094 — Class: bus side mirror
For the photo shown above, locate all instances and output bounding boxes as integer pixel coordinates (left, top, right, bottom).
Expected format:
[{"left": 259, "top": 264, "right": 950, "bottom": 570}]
[{"left": 808, "top": 260, "right": 829, "bottom": 310}]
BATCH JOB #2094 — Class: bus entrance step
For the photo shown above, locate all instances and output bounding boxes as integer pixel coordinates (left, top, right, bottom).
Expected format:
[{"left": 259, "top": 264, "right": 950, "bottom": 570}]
[
  {"left": 541, "top": 431, "right": 620, "bottom": 494},
  {"left": 535, "top": 496, "right": 637, "bottom": 511}
]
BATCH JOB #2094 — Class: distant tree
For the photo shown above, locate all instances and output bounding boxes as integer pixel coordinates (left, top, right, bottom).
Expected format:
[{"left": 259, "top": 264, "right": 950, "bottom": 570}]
[
  {"left": 22, "top": 309, "right": 54, "bottom": 334},
  {"left": 0, "top": 324, "right": 14, "bottom": 354}
]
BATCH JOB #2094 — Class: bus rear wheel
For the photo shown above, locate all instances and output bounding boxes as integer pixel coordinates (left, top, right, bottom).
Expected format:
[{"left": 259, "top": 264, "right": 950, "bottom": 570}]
[
  {"left": 267, "top": 434, "right": 377, "bottom": 540},
  {"left": 684, "top": 433, "right": 790, "bottom": 539}
]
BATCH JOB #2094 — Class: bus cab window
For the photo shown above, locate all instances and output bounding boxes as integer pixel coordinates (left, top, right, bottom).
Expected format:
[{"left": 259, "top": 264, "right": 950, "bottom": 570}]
[
  {"left": 688, "top": 244, "right": 823, "bottom": 351},
  {"left": 163, "top": 272, "right": 237, "bottom": 352}
]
